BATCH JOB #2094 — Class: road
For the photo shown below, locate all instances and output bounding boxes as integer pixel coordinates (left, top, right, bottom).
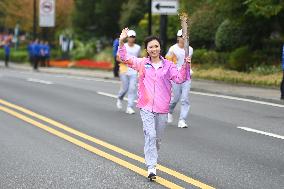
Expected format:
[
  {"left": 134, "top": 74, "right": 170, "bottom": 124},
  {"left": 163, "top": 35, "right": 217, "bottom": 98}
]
[{"left": 0, "top": 68, "right": 283, "bottom": 189}]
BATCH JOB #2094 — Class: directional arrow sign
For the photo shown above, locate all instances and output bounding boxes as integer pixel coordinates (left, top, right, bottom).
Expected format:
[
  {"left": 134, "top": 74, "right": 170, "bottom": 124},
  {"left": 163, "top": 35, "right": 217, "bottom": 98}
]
[{"left": 152, "top": 0, "right": 179, "bottom": 15}]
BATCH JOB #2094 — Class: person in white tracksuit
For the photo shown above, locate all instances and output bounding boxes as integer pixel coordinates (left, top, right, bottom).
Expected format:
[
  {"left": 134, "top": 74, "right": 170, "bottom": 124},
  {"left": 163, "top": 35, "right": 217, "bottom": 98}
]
[
  {"left": 116, "top": 30, "right": 141, "bottom": 114},
  {"left": 166, "top": 29, "right": 193, "bottom": 128}
]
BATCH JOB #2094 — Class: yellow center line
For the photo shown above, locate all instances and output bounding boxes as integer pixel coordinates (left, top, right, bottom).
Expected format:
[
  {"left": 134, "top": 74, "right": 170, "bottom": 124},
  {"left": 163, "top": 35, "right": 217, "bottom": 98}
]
[
  {"left": 0, "top": 105, "right": 183, "bottom": 189},
  {"left": 0, "top": 98, "right": 215, "bottom": 189}
]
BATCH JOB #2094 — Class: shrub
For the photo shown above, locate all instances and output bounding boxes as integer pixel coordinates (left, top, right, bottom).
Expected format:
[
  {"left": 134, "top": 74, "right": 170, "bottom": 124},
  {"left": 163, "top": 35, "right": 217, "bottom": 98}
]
[
  {"left": 93, "top": 47, "right": 113, "bottom": 63},
  {"left": 10, "top": 51, "right": 29, "bottom": 62},
  {"left": 192, "top": 49, "right": 229, "bottom": 65},
  {"left": 190, "top": 5, "right": 222, "bottom": 48},
  {"left": 0, "top": 48, "right": 28, "bottom": 63},
  {"left": 249, "top": 64, "right": 281, "bottom": 75},
  {"left": 228, "top": 46, "right": 252, "bottom": 71},
  {"left": 70, "top": 39, "right": 96, "bottom": 60},
  {"left": 215, "top": 19, "right": 247, "bottom": 51}
]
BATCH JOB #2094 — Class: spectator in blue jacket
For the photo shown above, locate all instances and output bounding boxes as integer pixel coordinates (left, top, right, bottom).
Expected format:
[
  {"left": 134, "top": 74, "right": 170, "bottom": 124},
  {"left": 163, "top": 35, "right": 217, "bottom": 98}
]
[
  {"left": 43, "top": 41, "right": 51, "bottom": 67},
  {"left": 39, "top": 40, "right": 46, "bottom": 67},
  {"left": 27, "top": 41, "right": 34, "bottom": 66},
  {"left": 4, "top": 41, "right": 10, "bottom": 67},
  {"left": 281, "top": 44, "right": 284, "bottom": 100},
  {"left": 33, "top": 39, "right": 40, "bottom": 70},
  {"left": 113, "top": 36, "right": 120, "bottom": 77}
]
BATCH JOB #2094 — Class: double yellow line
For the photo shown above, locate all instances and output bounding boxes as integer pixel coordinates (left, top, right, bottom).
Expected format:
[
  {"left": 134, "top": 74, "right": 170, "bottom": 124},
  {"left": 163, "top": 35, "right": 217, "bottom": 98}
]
[{"left": 0, "top": 98, "right": 215, "bottom": 189}]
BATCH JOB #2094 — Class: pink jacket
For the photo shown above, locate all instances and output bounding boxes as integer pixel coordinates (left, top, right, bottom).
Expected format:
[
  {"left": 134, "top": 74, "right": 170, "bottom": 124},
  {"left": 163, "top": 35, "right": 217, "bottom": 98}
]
[{"left": 119, "top": 45, "right": 190, "bottom": 113}]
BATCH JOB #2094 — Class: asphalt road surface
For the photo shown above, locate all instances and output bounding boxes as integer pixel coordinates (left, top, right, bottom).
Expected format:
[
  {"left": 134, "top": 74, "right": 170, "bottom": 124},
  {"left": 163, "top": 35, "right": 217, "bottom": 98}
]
[{"left": 0, "top": 68, "right": 283, "bottom": 189}]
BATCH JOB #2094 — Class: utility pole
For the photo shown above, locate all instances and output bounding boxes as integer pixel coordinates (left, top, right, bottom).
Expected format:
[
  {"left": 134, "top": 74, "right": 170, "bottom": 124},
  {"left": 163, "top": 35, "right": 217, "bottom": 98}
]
[
  {"left": 33, "top": 0, "right": 37, "bottom": 40},
  {"left": 160, "top": 15, "right": 167, "bottom": 56},
  {"left": 148, "top": 0, "right": 152, "bottom": 36}
]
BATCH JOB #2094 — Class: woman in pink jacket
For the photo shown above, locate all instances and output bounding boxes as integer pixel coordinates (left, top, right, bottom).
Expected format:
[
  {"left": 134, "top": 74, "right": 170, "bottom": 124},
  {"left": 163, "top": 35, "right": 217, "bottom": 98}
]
[{"left": 118, "top": 28, "right": 191, "bottom": 180}]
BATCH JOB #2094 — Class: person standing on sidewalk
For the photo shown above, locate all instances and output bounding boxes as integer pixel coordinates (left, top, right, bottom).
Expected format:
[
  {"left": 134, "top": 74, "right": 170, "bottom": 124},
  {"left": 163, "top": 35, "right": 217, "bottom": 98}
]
[
  {"left": 281, "top": 44, "right": 284, "bottom": 100},
  {"left": 116, "top": 30, "right": 141, "bottom": 114},
  {"left": 166, "top": 29, "right": 193, "bottom": 128},
  {"left": 4, "top": 41, "right": 11, "bottom": 68},
  {"left": 43, "top": 41, "right": 51, "bottom": 67},
  {"left": 33, "top": 39, "right": 40, "bottom": 71},
  {"left": 118, "top": 28, "right": 191, "bottom": 180},
  {"left": 112, "top": 36, "right": 120, "bottom": 77},
  {"left": 27, "top": 40, "right": 34, "bottom": 66}
]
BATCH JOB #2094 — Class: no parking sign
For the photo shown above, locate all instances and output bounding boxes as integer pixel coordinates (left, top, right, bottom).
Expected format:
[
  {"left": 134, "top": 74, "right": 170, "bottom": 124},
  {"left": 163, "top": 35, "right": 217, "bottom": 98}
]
[{"left": 39, "top": 0, "right": 55, "bottom": 27}]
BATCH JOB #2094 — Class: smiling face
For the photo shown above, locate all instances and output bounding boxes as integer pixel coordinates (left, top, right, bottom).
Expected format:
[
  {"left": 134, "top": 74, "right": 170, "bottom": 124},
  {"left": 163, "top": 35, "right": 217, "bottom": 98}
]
[{"left": 146, "top": 39, "right": 161, "bottom": 58}]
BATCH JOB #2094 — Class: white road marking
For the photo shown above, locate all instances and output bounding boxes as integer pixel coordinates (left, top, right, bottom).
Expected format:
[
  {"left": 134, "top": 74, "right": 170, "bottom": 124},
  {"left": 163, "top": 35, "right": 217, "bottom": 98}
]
[
  {"left": 97, "top": 91, "right": 117, "bottom": 98},
  {"left": 27, "top": 78, "right": 53, "bottom": 85},
  {"left": 97, "top": 91, "right": 133, "bottom": 102},
  {"left": 238, "top": 127, "right": 284, "bottom": 140},
  {"left": 191, "top": 91, "right": 284, "bottom": 108},
  {"left": 9, "top": 70, "right": 120, "bottom": 84},
  {"left": 98, "top": 90, "right": 284, "bottom": 109},
  {"left": 8, "top": 69, "right": 284, "bottom": 108},
  {"left": 53, "top": 75, "right": 120, "bottom": 84}
]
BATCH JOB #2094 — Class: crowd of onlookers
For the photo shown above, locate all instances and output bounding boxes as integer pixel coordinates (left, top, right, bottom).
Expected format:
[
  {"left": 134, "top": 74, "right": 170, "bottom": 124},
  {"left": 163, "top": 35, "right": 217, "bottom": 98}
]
[
  {"left": 0, "top": 32, "right": 50, "bottom": 70},
  {"left": 27, "top": 39, "right": 51, "bottom": 70}
]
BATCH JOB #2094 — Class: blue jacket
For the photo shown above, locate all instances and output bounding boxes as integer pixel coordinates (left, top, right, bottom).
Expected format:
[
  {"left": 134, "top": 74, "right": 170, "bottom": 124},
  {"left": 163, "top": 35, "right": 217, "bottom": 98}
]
[
  {"left": 43, "top": 45, "right": 51, "bottom": 57},
  {"left": 113, "top": 38, "right": 119, "bottom": 58},
  {"left": 33, "top": 43, "right": 42, "bottom": 56},
  {"left": 27, "top": 44, "right": 33, "bottom": 56},
  {"left": 282, "top": 44, "right": 284, "bottom": 70},
  {"left": 4, "top": 44, "right": 10, "bottom": 56}
]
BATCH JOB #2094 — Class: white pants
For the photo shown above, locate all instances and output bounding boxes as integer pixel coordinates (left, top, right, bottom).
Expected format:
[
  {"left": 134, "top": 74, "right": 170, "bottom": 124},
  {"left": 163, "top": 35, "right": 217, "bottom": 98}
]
[
  {"left": 118, "top": 74, "right": 137, "bottom": 108},
  {"left": 140, "top": 109, "right": 167, "bottom": 169}
]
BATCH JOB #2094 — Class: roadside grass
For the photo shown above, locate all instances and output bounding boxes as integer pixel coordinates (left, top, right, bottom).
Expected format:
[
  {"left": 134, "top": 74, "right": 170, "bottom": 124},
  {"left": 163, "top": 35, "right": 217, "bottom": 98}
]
[{"left": 193, "top": 66, "right": 282, "bottom": 88}]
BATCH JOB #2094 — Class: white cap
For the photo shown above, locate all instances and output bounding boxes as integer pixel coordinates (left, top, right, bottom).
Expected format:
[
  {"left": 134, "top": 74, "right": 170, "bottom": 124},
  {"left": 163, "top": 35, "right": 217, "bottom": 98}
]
[
  {"left": 127, "top": 30, "right": 136, "bottom": 37},
  {"left": 177, "top": 29, "right": 182, "bottom": 37}
]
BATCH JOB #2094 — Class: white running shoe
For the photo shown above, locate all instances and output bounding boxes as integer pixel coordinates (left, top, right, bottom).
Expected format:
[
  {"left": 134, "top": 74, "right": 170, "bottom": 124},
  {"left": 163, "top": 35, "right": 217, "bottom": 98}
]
[
  {"left": 178, "top": 120, "right": 188, "bottom": 128},
  {"left": 148, "top": 167, "right": 156, "bottom": 176},
  {"left": 167, "top": 113, "right": 173, "bottom": 123},
  {"left": 126, "top": 107, "right": 135, "bottom": 114},
  {"left": 116, "top": 99, "right": 122, "bottom": 109},
  {"left": 147, "top": 167, "right": 157, "bottom": 181}
]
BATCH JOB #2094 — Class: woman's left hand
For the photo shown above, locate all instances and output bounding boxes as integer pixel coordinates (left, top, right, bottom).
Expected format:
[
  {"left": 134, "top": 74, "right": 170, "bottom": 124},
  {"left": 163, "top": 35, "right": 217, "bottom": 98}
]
[{"left": 185, "top": 56, "right": 191, "bottom": 64}]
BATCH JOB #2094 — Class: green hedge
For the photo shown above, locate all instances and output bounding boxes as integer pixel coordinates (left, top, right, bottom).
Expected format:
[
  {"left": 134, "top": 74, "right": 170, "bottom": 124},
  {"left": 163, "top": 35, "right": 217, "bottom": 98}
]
[
  {"left": 0, "top": 49, "right": 28, "bottom": 63},
  {"left": 192, "top": 49, "right": 229, "bottom": 65},
  {"left": 0, "top": 47, "right": 62, "bottom": 62},
  {"left": 228, "top": 46, "right": 252, "bottom": 71},
  {"left": 215, "top": 19, "right": 247, "bottom": 51}
]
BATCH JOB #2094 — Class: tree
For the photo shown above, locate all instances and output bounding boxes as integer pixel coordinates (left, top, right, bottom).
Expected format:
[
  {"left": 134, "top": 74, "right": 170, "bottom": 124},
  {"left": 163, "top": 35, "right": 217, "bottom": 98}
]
[
  {"left": 190, "top": 5, "right": 223, "bottom": 48},
  {"left": 215, "top": 19, "right": 247, "bottom": 51},
  {"left": 72, "top": 0, "right": 124, "bottom": 40},
  {"left": 244, "top": 0, "right": 284, "bottom": 18},
  {"left": 0, "top": 0, "right": 74, "bottom": 36},
  {"left": 119, "top": 0, "right": 147, "bottom": 29}
]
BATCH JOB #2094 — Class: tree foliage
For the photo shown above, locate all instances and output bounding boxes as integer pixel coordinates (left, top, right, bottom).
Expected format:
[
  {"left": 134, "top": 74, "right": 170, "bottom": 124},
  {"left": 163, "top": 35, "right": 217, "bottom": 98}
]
[
  {"left": 0, "top": 0, "right": 74, "bottom": 33},
  {"left": 72, "top": 0, "right": 123, "bottom": 40}
]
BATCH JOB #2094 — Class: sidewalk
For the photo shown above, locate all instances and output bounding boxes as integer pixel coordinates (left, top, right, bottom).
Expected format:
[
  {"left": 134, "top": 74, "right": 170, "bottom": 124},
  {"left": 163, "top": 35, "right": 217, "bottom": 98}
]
[{"left": 2, "top": 62, "right": 283, "bottom": 104}]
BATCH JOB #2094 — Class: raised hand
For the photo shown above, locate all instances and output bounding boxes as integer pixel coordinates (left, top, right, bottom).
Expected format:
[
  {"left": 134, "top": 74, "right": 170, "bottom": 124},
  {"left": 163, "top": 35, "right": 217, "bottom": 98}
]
[{"left": 119, "top": 28, "right": 129, "bottom": 46}]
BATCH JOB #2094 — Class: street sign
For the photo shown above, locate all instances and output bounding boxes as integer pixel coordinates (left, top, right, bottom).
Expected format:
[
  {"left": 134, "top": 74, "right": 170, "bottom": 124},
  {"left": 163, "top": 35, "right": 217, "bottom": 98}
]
[
  {"left": 152, "top": 0, "right": 179, "bottom": 15},
  {"left": 39, "top": 0, "right": 55, "bottom": 27}
]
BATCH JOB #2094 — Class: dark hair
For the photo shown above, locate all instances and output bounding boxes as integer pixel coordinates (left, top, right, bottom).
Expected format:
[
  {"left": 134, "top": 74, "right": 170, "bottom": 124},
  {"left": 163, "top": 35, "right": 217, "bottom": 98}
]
[{"left": 144, "top": 36, "right": 162, "bottom": 49}]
